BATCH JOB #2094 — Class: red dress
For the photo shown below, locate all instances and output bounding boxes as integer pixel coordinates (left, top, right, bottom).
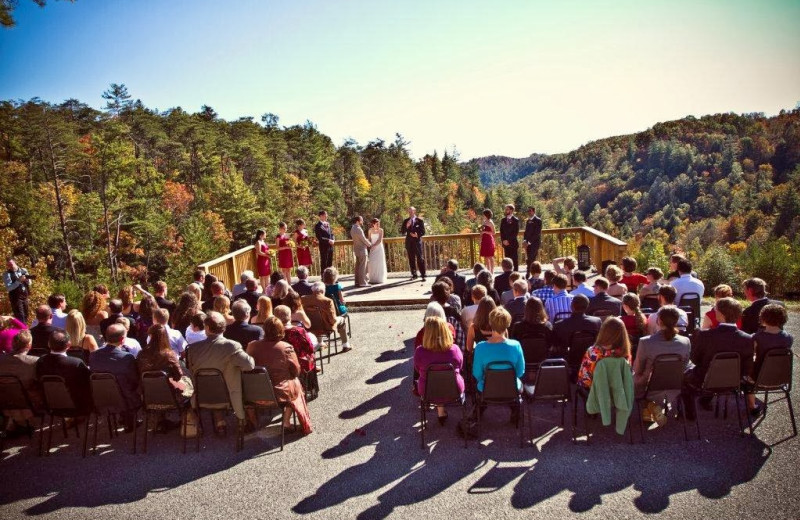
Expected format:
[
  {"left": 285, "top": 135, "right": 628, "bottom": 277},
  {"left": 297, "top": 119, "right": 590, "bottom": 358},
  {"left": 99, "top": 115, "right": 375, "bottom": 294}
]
[
  {"left": 277, "top": 234, "right": 294, "bottom": 269},
  {"left": 479, "top": 224, "right": 496, "bottom": 258},
  {"left": 294, "top": 230, "right": 312, "bottom": 267},
  {"left": 256, "top": 242, "right": 272, "bottom": 277}
]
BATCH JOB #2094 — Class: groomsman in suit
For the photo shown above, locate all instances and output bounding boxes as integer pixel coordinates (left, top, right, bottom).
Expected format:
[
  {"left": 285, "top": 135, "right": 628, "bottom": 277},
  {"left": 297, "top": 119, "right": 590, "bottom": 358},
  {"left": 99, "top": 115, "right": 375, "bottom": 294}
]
[
  {"left": 500, "top": 204, "right": 520, "bottom": 271},
  {"left": 401, "top": 206, "right": 426, "bottom": 280},
  {"left": 523, "top": 207, "right": 542, "bottom": 272},
  {"left": 350, "top": 216, "right": 372, "bottom": 287},
  {"left": 314, "top": 210, "right": 335, "bottom": 270}
]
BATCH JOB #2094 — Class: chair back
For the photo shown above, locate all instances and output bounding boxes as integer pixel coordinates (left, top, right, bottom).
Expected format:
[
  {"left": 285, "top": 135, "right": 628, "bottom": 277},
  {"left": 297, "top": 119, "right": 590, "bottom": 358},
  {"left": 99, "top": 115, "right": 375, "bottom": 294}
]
[
  {"left": 590, "top": 309, "right": 616, "bottom": 322},
  {"left": 41, "top": 375, "right": 77, "bottom": 412},
  {"left": 552, "top": 312, "right": 572, "bottom": 323},
  {"left": 90, "top": 372, "right": 127, "bottom": 413},
  {"left": 0, "top": 374, "right": 34, "bottom": 411},
  {"left": 482, "top": 361, "right": 519, "bottom": 402},
  {"left": 533, "top": 359, "right": 570, "bottom": 400},
  {"left": 702, "top": 352, "right": 741, "bottom": 392},
  {"left": 678, "top": 293, "right": 702, "bottom": 324},
  {"left": 28, "top": 347, "right": 49, "bottom": 358},
  {"left": 141, "top": 370, "right": 179, "bottom": 409},
  {"left": 645, "top": 354, "right": 684, "bottom": 395},
  {"left": 678, "top": 306, "right": 696, "bottom": 334},
  {"left": 519, "top": 335, "right": 549, "bottom": 365},
  {"left": 568, "top": 330, "right": 597, "bottom": 367},
  {"left": 194, "top": 368, "right": 231, "bottom": 409},
  {"left": 640, "top": 295, "right": 660, "bottom": 312},
  {"left": 755, "top": 348, "right": 793, "bottom": 390},
  {"left": 424, "top": 363, "right": 461, "bottom": 403},
  {"left": 66, "top": 348, "right": 89, "bottom": 364},
  {"left": 242, "top": 367, "right": 279, "bottom": 404},
  {"left": 306, "top": 307, "right": 332, "bottom": 335}
]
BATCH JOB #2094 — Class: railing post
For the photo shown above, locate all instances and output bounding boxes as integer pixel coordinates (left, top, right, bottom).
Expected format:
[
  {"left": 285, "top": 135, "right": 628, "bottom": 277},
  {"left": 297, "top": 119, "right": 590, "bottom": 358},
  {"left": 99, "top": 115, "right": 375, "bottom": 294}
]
[{"left": 469, "top": 235, "right": 475, "bottom": 268}]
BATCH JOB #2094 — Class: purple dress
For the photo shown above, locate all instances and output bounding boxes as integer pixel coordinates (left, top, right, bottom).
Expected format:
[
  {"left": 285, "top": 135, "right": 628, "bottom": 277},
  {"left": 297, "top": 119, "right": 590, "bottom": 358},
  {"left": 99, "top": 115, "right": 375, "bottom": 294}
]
[{"left": 413, "top": 344, "right": 465, "bottom": 401}]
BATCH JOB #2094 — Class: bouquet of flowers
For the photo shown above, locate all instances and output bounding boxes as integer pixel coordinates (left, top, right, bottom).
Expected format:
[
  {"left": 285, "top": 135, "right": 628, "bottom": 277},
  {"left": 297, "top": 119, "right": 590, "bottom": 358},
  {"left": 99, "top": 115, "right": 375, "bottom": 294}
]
[{"left": 286, "top": 239, "right": 296, "bottom": 249}]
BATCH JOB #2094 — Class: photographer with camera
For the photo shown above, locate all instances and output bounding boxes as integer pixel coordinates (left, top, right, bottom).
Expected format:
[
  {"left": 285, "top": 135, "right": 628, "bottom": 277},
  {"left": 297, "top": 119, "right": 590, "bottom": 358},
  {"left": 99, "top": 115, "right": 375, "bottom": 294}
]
[{"left": 4, "top": 258, "right": 34, "bottom": 324}]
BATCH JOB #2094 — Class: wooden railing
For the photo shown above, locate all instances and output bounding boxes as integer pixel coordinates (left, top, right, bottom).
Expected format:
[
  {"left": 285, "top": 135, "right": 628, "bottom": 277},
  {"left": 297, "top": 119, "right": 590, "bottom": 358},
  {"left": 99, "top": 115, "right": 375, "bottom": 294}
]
[{"left": 197, "top": 226, "right": 627, "bottom": 285}]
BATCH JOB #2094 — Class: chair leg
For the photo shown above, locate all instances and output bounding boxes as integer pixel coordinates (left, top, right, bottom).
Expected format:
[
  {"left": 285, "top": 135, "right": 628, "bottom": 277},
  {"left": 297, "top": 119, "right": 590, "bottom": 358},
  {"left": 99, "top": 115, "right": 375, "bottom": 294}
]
[
  {"left": 519, "top": 401, "right": 524, "bottom": 448},
  {"left": 82, "top": 416, "right": 90, "bottom": 458},
  {"left": 784, "top": 390, "right": 798, "bottom": 437},
  {"left": 182, "top": 409, "right": 188, "bottom": 455},
  {"left": 678, "top": 400, "right": 689, "bottom": 442},
  {"left": 733, "top": 392, "right": 744, "bottom": 434},
  {"left": 477, "top": 400, "right": 483, "bottom": 448},
  {"left": 571, "top": 394, "right": 578, "bottom": 443},
  {"left": 61, "top": 416, "right": 68, "bottom": 439},
  {"left": 743, "top": 392, "right": 754, "bottom": 435},
  {"left": 143, "top": 410, "right": 149, "bottom": 454},
  {"left": 196, "top": 409, "right": 202, "bottom": 453},
  {"left": 560, "top": 399, "right": 566, "bottom": 427},
  {"left": 37, "top": 415, "right": 45, "bottom": 457},
  {"left": 637, "top": 400, "right": 646, "bottom": 443},
  {"left": 46, "top": 414, "right": 54, "bottom": 456},
  {"left": 92, "top": 413, "right": 99, "bottom": 456},
  {"left": 419, "top": 400, "right": 426, "bottom": 449},
  {"left": 280, "top": 408, "right": 285, "bottom": 451},
  {"left": 132, "top": 409, "right": 138, "bottom": 455}
]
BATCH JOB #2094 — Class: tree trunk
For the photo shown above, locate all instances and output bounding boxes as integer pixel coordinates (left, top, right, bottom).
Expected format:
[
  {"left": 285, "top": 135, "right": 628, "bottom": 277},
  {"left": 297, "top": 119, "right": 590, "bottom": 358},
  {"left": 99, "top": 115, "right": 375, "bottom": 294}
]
[
  {"left": 98, "top": 149, "right": 117, "bottom": 282},
  {"left": 43, "top": 118, "right": 78, "bottom": 282}
]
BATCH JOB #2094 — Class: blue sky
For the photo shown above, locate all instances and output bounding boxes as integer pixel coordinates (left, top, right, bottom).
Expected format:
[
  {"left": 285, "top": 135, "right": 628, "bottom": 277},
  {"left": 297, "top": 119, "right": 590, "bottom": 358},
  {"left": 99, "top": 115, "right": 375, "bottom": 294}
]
[{"left": 1, "top": 0, "right": 799, "bottom": 160}]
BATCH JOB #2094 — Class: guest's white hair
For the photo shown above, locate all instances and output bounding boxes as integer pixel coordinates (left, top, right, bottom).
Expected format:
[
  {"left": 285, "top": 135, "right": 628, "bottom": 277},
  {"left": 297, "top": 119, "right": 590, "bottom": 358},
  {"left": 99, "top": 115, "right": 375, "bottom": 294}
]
[
  {"left": 311, "top": 281, "right": 326, "bottom": 294},
  {"left": 424, "top": 302, "right": 445, "bottom": 320},
  {"left": 240, "top": 270, "right": 254, "bottom": 283}
]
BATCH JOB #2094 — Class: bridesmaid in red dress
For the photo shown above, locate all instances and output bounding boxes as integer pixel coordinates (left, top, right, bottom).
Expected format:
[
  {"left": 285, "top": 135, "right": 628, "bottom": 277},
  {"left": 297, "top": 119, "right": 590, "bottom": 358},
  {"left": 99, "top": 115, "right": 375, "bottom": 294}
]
[
  {"left": 255, "top": 229, "right": 272, "bottom": 289},
  {"left": 479, "top": 208, "right": 497, "bottom": 274},
  {"left": 294, "top": 218, "right": 313, "bottom": 269},
  {"left": 276, "top": 222, "right": 294, "bottom": 281}
]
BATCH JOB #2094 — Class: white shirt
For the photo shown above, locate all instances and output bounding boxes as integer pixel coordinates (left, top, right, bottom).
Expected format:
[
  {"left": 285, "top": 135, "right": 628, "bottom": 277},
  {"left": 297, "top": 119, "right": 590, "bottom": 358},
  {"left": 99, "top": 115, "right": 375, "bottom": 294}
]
[
  {"left": 31, "top": 307, "right": 68, "bottom": 329},
  {"left": 670, "top": 274, "right": 705, "bottom": 305},
  {"left": 461, "top": 304, "right": 479, "bottom": 328},
  {"left": 122, "top": 337, "right": 142, "bottom": 357},
  {"left": 570, "top": 284, "right": 595, "bottom": 299},
  {"left": 147, "top": 324, "right": 188, "bottom": 355},
  {"left": 646, "top": 308, "right": 689, "bottom": 335},
  {"left": 185, "top": 328, "right": 207, "bottom": 345},
  {"left": 232, "top": 282, "right": 247, "bottom": 297}
]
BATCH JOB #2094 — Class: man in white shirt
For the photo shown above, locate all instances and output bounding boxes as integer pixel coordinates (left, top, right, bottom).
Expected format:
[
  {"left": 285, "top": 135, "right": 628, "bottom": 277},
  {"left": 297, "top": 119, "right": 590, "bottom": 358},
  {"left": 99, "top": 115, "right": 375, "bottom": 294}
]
[
  {"left": 646, "top": 285, "right": 688, "bottom": 335},
  {"left": 114, "top": 317, "right": 142, "bottom": 357},
  {"left": 461, "top": 284, "right": 487, "bottom": 329},
  {"left": 569, "top": 271, "right": 595, "bottom": 299},
  {"left": 30, "top": 294, "right": 68, "bottom": 329},
  {"left": 148, "top": 308, "right": 188, "bottom": 356},
  {"left": 670, "top": 259, "right": 705, "bottom": 304}
]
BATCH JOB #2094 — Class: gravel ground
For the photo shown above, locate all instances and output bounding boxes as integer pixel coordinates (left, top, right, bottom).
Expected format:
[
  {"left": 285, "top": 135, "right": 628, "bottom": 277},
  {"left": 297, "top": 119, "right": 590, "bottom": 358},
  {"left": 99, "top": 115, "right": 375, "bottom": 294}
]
[{"left": 1, "top": 309, "right": 799, "bottom": 520}]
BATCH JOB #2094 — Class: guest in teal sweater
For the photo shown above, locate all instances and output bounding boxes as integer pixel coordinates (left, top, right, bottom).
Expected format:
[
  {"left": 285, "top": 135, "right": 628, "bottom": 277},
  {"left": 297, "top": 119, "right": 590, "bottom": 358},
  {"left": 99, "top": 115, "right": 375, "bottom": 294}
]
[{"left": 472, "top": 307, "right": 525, "bottom": 393}]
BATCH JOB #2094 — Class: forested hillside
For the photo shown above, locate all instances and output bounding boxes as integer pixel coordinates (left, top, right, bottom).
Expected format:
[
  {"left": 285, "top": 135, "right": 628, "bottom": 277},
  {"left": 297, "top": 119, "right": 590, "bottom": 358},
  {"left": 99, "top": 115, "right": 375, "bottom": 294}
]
[{"left": 1, "top": 84, "right": 799, "bottom": 310}]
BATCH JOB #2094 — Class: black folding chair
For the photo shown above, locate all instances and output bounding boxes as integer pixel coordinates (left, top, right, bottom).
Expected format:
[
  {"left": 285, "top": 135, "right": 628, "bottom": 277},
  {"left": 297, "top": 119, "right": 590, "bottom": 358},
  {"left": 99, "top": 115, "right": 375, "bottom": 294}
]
[
  {"left": 477, "top": 361, "right": 524, "bottom": 447},
  {"left": 66, "top": 348, "right": 89, "bottom": 364},
  {"left": 694, "top": 352, "right": 747, "bottom": 439},
  {"left": 567, "top": 330, "right": 597, "bottom": 383},
  {"left": 634, "top": 354, "right": 689, "bottom": 442},
  {"left": 242, "top": 367, "right": 289, "bottom": 450},
  {"left": 140, "top": 371, "right": 190, "bottom": 454},
  {"left": 194, "top": 368, "right": 242, "bottom": 452},
  {"left": 678, "top": 307, "right": 696, "bottom": 335},
  {"left": 751, "top": 348, "right": 796, "bottom": 437},
  {"left": 640, "top": 295, "right": 660, "bottom": 312},
  {"left": 40, "top": 375, "right": 90, "bottom": 457},
  {"left": 572, "top": 358, "right": 635, "bottom": 445},
  {"left": 524, "top": 358, "right": 572, "bottom": 442},
  {"left": 87, "top": 373, "right": 140, "bottom": 456},
  {"left": 419, "top": 363, "right": 467, "bottom": 449},
  {"left": 519, "top": 335, "right": 549, "bottom": 367},
  {"left": 589, "top": 309, "right": 616, "bottom": 322},
  {"left": 679, "top": 293, "right": 702, "bottom": 330},
  {"left": 307, "top": 308, "right": 341, "bottom": 363},
  {"left": 28, "top": 347, "right": 49, "bottom": 358},
  {"left": 0, "top": 374, "right": 44, "bottom": 455}
]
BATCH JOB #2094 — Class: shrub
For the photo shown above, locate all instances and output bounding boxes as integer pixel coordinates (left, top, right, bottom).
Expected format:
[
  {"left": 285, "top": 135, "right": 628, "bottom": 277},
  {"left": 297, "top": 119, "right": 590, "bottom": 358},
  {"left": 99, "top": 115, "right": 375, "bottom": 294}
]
[{"left": 737, "top": 238, "right": 800, "bottom": 297}]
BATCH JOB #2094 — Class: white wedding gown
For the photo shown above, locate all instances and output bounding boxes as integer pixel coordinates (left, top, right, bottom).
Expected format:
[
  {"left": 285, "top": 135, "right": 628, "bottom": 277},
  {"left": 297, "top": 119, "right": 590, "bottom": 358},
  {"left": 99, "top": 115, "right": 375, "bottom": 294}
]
[{"left": 368, "top": 231, "right": 387, "bottom": 284}]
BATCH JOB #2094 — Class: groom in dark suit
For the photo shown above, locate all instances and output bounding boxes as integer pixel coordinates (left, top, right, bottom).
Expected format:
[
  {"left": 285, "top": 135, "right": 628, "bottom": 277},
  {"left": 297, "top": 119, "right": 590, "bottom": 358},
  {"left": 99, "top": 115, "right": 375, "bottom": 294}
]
[
  {"left": 314, "top": 210, "right": 335, "bottom": 270},
  {"left": 400, "top": 206, "right": 426, "bottom": 280},
  {"left": 500, "top": 204, "right": 520, "bottom": 271}
]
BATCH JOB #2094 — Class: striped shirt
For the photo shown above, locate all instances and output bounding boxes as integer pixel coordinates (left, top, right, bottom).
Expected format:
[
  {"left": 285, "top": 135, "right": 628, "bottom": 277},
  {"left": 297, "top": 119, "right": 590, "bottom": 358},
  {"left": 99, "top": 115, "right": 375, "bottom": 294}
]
[
  {"left": 545, "top": 291, "right": 574, "bottom": 323},
  {"left": 532, "top": 286, "right": 555, "bottom": 304}
]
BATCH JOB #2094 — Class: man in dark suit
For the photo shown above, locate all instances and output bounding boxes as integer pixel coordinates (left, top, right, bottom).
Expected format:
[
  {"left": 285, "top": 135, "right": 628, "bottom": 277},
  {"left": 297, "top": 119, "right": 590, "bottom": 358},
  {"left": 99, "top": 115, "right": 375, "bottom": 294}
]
[
  {"left": 401, "top": 206, "right": 426, "bottom": 280},
  {"left": 741, "top": 277, "right": 784, "bottom": 334},
  {"left": 314, "top": 210, "right": 335, "bottom": 270},
  {"left": 504, "top": 279, "right": 529, "bottom": 324},
  {"left": 499, "top": 204, "right": 520, "bottom": 271},
  {"left": 35, "top": 330, "right": 92, "bottom": 414},
  {"left": 233, "top": 278, "right": 260, "bottom": 317},
  {"left": 553, "top": 294, "right": 602, "bottom": 353},
  {"left": 522, "top": 207, "right": 543, "bottom": 272},
  {"left": 586, "top": 277, "right": 623, "bottom": 317},
  {"left": 223, "top": 300, "right": 264, "bottom": 348},
  {"left": 494, "top": 258, "right": 514, "bottom": 295},
  {"left": 30, "top": 305, "right": 61, "bottom": 350},
  {"left": 100, "top": 299, "right": 132, "bottom": 338},
  {"left": 90, "top": 323, "right": 141, "bottom": 431},
  {"left": 683, "top": 297, "right": 754, "bottom": 419},
  {"left": 434, "top": 259, "right": 466, "bottom": 300},
  {"left": 291, "top": 266, "right": 314, "bottom": 296}
]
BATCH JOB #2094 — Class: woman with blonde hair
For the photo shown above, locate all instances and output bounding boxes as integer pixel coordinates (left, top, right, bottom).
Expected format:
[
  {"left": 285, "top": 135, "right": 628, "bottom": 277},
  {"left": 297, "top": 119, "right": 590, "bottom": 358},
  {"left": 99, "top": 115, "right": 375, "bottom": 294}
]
[
  {"left": 66, "top": 309, "right": 99, "bottom": 352},
  {"left": 414, "top": 316, "right": 464, "bottom": 424},
  {"left": 81, "top": 290, "right": 108, "bottom": 344},
  {"left": 250, "top": 295, "right": 273, "bottom": 326},
  {"left": 700, "top": 284, "right": 741, "bottom": 330},
  {"left": 605, "top": 265, "right": 628, "bottom": 298},
  {"left": 213, "top": 295, "right": 235, "bottom": 325},
  {"left": 577, "top": 317, "right": 631, "bottom": 390}
]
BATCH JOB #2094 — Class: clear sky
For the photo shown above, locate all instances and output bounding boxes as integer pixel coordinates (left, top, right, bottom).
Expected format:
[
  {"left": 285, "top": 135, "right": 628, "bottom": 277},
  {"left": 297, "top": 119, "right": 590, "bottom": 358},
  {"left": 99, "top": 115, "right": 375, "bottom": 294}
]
[{"left": 1, "top": 0, "right": 799, "bottom": 160}]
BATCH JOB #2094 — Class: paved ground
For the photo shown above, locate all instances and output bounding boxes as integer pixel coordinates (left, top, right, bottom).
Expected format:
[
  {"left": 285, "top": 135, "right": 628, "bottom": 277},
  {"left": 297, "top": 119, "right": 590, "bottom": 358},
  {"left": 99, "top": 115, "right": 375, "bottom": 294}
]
[{"left": 1, "top": 309, "right": 799, "bottom": 520}]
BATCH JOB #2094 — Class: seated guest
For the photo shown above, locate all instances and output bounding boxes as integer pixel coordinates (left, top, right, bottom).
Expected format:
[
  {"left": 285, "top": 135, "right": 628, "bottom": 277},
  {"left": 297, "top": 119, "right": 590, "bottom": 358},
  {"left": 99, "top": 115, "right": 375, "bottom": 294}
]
[
  {"left": 232, "top": 270, "right": 255, "bottom": 298},
  {"left": 682, "top": 298, "right": 753, "bottom": 419},
  {"left": 134, "top": 296, "right": 158, "bottom": 345},
  {"left": 532, "top": 269, "right": 557, "bottom": 304},
  {"left": 250, "top": 296, "right": 273, "bottom": 327},
  {"left": 645, "top": 286, "right": 688, "bottom": 335},
  {"left": 476, "top": 270, "right": 501, "bottom": 306},
  {"left": 152, "top": 281, "right": 176, "bottom": 315},
  {"left": 200, "top": 281, "right": 227, "bottom": 313},
  {"left": 139, "top": 324, "right": 190, "bottom": 432},
  {"left": 465, "top": 296, "right": 497, "bottom": 353},
  {"left": 638, "top": 267, "right": 664, "bottom": 299},
  {"left": 577, "top": 317, "right": 631, "bottom": 391},
  {"left": 100, "top": 299, "right": 131, "bottom": 338},
  {"left": 436, "top": 276, "right": 463, "bottom": 312},
  {"left": 670, "top": 259, "right": 705, "bottom": 304},
  {"left": 505, "top": 279, "right": 530, "bottom": 324},
  {"left": 464, "top": 262, "right": 486, "bottom": 302},
  {"left": 461, "top": 285, "right": 487, "bottom": 329},
  {"left": 586, "top": 277, "right": 623, "bottom": 317},
  {"left": 527, "top": 261, "right": 545, "bottom": 292},
  {"left": 605, "top": 265, "right": 628, "bottom": 298},
  {"left": 621, "top": 293, "right": 647, "bottom": 337},
  {"left": 90, "top": 324, "right": 141, "bottom": 431},
  {"left": 322, "top": 267, "right": 347, "bottom": 316},
  {"left": 30, "top": 305, "right": 61, "bottom": 350},
  {"left": 666, "top": 253, "right": 688, "bottom": 281},
  {"left": 0, "top": 331, "right": 42, "bottom": 437},
  {"left": 114, "top": 316, "right": 142, "bottom": 357},
  {"left": 66, "top": 309, "right": 99, "bottom": 352},
  {"left": 0, "top": 315, "right": 27, "bottom": 354},
  {"left": 632, "top": 306, "right": 690, "bottom": 425},
  {"left": 501, "top": 272, "right": 526, "bottom": 306},
  {"left": 188, "top": 312, "right": 255, "bottom": 433},
  {"left": 285, "top": 291, "right": 311, "bottom": 329},
  {"left": 246, "top": 316, "right": 312, "bottom": 434},
  {"left": 291, "top": 266, "right": 314, "bottom": 297},
  {"left": 436, "top": 260, "right": 467, "bottom": 301},
  {"left": 213, "top": 295, "right": 236, "bottom": 326},
  {"left": 553, "top": 256, "right": 577, "bottom": 289},
  {"left": 224, "top": 300, "right": 264, "bottom": 347},
  {"left": 270, "top": 280, "right": 291, "bottom": 309},
  {"left": 553, "top": 294, "right": 602, "bottom": 353},
  {"left": 302, "top": 282, "right": 351, "bottom": 352},
  {"left": 36, "top": 330, "right": 92, "bottom": 414},
  {"left": 45, "top": 294, "right": 68, "bottom": 330},
  {"left": 701, "top": 284, "right": 742, "bottom": 330},
  {"left": 544, "top": 274, "right": 574, "bottom": 323},
  {"left": 511, "top": 297, "right": 553, "bottom": 347},
  {"left": 472, "top": 307, "right": 525, "bottom": 424},
  {"left": 118, "top": 285, "right": 141, "bottom": 320},
  {"left": 233, "top": 279, "right": 261, "bottom": 317},
  {"left": 82, "top": 290, "right": 109, "bottom": 344},
  {"left": 274, "top": 305, "right": 316, "bottom": 376},
  {"left": 265, "top": 271, "right": 286, "bottom": 298},
  {"left": 741, "top": 277, "right": 784, "bottom": 334},
  {"left": 171, "top": 292, "right": 200, "bottom": 338},
  {"left": 151, "top": 308, "right": 188, "bottom": 357},
  {"left": 414, "top": 316, "right": 465, "bottom": 424},
  {"left": 431, "top": 280, "right": 465, "bottom": 350},
  {"left": 569, "top": 271, "right": 594, "bottom": 299},
  {"left": 494, "top": 257, "right": 515, "bottom": 295},
  {"left": 414, "top": 302, "right": 456, "bottom": 348},
  {"left": 620, "top": 257, "right": 648, "bottom": 293},
  {"left": 185, "top": 312, "right": 207, "bottom": 345},
  {"left": 747, "top": 304, "right": 793, "bottom": 415}
]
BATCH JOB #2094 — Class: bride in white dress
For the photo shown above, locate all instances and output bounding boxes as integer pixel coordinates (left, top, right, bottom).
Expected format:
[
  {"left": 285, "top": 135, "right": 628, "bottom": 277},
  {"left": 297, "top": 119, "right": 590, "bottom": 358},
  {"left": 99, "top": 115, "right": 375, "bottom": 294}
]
[{"left": 368, "top": 218, "right": 388, "bottom": 284}]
